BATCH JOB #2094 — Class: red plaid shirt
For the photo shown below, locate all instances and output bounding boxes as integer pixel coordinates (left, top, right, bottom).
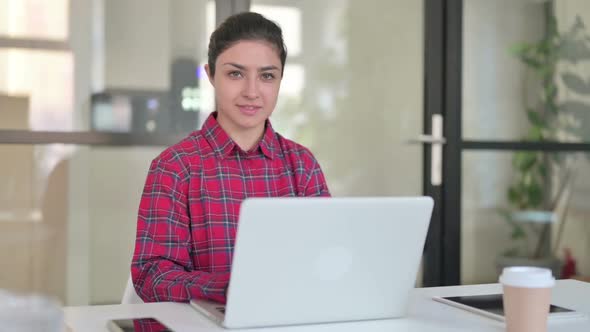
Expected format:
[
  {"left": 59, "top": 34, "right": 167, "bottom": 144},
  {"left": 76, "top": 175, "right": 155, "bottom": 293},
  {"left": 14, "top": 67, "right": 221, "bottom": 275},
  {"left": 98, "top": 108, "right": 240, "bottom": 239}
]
[{"left": 131, "top": 113, "right": 329, "bottom": 331}]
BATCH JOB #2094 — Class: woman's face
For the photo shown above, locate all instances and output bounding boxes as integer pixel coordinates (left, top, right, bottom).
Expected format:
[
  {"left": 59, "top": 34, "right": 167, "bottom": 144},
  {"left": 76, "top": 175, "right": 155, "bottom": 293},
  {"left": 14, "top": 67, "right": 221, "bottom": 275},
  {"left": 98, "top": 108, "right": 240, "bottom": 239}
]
[{"left": 206, "top": 40, "right": 282, "bottom": 137}]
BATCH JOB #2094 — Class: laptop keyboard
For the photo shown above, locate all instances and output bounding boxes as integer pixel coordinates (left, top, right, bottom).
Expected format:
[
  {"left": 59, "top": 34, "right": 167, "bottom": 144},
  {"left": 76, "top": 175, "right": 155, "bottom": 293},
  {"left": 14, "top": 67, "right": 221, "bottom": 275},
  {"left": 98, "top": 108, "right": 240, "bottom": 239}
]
[{"left": 216, "top": 306, "right": 226, "bottom": 314}]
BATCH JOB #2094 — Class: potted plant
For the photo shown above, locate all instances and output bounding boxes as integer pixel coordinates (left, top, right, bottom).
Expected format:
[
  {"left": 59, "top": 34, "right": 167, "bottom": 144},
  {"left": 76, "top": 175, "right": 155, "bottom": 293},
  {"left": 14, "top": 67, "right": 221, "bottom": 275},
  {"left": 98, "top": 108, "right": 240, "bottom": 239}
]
[{"left": 497, "top": 7, "right": 590, "bottom": 277}]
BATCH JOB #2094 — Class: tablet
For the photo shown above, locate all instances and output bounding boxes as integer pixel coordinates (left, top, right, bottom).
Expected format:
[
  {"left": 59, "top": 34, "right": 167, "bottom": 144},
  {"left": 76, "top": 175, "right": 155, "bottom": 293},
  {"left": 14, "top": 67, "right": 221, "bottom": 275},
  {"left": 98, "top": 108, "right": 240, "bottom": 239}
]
[
  {"left": 432, "top": 294, "right": 585, "bottom": 322},
  {"left": 106, "top": 318, "right": 173, "bottom": 332}
]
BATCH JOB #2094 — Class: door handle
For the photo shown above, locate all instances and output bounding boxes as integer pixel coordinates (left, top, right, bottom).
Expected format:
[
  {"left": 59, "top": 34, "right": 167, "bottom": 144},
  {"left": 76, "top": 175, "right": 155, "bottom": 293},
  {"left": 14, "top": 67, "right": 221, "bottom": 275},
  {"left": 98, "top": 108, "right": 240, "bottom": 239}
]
[
  {"left": 407, "top": 134, "right": 447, "bottom": 144},
  {"left": 406, "top": 114, "right": 445, "bottom": 186}
]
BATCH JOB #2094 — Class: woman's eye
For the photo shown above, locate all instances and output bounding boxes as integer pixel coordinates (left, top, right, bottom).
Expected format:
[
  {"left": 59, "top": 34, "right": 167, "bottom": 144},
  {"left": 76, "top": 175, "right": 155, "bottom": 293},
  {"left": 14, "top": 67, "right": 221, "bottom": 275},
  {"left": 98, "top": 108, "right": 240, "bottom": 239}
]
[
  {"left": 261, "top": 73, "right": 275, "bottom": 81},
  {"left": 229, "top": 71, "right": 243, "bottom": 78}
]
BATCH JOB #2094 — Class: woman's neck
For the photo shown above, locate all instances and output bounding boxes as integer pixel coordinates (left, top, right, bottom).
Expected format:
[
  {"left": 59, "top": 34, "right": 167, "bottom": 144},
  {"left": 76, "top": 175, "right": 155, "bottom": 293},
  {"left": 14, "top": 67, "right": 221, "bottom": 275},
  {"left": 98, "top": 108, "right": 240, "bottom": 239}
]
[
  {"left": 216, "top": 115, "right": 265, "bottom": 152},
  {"left": 229, "top": 128, "right": 265, "bottom": 152}
]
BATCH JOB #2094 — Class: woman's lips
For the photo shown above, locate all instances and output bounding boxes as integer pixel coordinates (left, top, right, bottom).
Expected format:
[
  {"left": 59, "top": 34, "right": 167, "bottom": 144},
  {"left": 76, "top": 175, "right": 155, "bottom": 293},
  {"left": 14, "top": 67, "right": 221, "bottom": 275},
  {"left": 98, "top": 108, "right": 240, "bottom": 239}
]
[{"left": 238, "top": 105, "right": 262, "bottom": 115}]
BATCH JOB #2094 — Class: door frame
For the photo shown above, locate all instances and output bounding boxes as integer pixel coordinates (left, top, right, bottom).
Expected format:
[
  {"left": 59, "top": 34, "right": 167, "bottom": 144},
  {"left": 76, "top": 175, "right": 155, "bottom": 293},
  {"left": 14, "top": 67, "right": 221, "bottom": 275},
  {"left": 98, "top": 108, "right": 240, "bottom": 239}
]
[{"left": 422, "top": 0, "right": 462, "bottom": 286}]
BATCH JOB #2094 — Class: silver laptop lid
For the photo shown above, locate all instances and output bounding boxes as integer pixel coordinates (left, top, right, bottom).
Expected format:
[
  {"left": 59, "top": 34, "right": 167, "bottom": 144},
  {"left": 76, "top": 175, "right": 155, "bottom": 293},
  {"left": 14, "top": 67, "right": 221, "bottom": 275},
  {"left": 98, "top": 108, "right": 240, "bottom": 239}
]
[{"left": 223, "top": 197, "right": 434, "bottom": 329}]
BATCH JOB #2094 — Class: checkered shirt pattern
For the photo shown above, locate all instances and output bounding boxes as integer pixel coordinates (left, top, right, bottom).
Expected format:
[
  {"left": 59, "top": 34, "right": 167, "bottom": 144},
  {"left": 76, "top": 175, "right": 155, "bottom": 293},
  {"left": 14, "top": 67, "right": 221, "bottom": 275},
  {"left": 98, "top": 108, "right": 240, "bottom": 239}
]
[{"left": 131, "top": 112, "right": 330, "bottom": 331}]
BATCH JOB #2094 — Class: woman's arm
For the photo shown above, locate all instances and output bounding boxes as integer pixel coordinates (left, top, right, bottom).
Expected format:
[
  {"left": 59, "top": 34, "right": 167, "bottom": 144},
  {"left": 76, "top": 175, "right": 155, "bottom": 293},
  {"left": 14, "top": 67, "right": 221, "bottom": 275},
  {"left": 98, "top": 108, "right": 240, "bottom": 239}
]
[
  {"left": 131, "top": 157, "right": 229, "bottom": 304},
  {"left": 302, "top": 150, "right": 331, "bottom": 197}
]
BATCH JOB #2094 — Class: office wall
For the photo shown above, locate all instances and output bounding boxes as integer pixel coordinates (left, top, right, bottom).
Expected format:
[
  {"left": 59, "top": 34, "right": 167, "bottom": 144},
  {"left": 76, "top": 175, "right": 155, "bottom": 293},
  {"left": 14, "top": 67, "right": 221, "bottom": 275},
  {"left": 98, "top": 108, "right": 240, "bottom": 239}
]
[
  {"left": 0, "top": 96, "right": 34, "bottom": 293},
  {"left": 103, "top": 0, "right": 210, "bottom": 90},
  {"left": 85, "top": 0, "right": 172, "bottom": 304},
  {"left": 88, "top": 147, "right": 162, "bottom": 304},
  {"left": 83, "top": 0, "right": 210, "bottom": 304},
  {"left": 255, "top": 0, "right": 424, "bottom": 197},
  {"left": 103, "top": 0, "right": 170, "bottom": 89},
  {"left": 344, "top": 0, "right": 423, "bottom": 197},
  {"left": 67, "top": 0, "right": 93, "bottom": 306},
  {"left": 0, "top": 94, "right": 69, "bottom": 301}
]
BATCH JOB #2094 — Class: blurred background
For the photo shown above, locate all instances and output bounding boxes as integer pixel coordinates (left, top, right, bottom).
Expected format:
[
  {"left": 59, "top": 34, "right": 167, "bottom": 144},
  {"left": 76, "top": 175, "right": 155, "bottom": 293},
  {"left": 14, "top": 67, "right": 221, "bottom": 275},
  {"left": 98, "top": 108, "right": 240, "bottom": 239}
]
[{"left": 0, "top": 0, "right": 589, "bottom": 306}]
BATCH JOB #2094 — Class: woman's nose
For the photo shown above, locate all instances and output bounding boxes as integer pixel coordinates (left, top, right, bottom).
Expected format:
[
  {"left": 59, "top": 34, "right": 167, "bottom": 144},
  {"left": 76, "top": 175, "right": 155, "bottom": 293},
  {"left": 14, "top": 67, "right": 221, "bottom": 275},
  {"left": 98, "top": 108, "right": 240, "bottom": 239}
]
[{"left": 242, "top": 77, "right": 260, "bottom": 99}]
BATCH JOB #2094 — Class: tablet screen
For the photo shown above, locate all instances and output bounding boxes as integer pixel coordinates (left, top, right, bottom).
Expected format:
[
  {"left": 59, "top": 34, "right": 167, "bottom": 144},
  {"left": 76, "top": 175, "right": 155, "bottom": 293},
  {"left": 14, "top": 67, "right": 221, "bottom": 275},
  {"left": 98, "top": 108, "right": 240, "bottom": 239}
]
[
  {"left": 441, "top": 294, "right": 574, "bottom": 316},
  {"left": 107, "top": 318, "right": 173, "bottom": 332}
]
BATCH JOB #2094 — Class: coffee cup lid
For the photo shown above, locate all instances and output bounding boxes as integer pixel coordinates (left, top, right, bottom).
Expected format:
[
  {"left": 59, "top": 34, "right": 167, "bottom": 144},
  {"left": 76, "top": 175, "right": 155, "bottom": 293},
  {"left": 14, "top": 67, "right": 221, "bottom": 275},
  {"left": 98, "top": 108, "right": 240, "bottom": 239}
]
[{"left": 499, "top": 266, "right": 555, "bottom": 288}]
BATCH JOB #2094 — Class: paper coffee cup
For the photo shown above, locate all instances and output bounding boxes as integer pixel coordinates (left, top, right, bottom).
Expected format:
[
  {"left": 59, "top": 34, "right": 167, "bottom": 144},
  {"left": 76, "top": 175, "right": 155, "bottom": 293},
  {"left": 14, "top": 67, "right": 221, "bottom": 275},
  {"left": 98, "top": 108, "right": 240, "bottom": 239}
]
[
  {"left": 499, "top": 267, "right": 555, "bottom": 332},
  {"left": 499, "top": 266, "right": 555, "bottom": 288}
]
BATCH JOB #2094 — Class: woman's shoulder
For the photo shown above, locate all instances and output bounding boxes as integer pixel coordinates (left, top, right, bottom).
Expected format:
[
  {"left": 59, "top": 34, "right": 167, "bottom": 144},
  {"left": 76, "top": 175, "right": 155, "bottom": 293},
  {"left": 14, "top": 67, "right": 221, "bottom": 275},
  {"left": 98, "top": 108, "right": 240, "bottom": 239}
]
[
  {"left": 152, "top": 130, "right": 210, "bottom": 168},
  {"left": 275, "top": 133, "right": 320, "bottom": 166}
]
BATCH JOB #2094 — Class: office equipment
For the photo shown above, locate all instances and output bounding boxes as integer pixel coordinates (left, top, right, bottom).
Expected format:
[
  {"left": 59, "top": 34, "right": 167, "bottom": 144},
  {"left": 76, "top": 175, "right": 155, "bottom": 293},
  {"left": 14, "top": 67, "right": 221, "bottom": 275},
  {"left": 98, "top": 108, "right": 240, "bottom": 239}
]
[
  {"left": 107, "top": 317, "right": 172, "bottom": 332},
  {"left": 90, "top": 89, "right": 169, "bottom": 133},
  {"left": 432, "top": 293, "right": 585, "bottom": 322},
  {"left": 170, "top": 57, "right": 200, "bottom": 132},
  {"left": 191, "top": 197, "right": 434, "bottom": 328}
]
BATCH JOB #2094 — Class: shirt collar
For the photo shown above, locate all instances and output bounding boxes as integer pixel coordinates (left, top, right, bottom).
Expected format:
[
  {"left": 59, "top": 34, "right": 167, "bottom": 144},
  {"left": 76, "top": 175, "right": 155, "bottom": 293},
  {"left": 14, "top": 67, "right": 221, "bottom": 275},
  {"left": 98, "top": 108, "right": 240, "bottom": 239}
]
[{"left": 201, "top": 112, "right": 279, "bottom": 160}]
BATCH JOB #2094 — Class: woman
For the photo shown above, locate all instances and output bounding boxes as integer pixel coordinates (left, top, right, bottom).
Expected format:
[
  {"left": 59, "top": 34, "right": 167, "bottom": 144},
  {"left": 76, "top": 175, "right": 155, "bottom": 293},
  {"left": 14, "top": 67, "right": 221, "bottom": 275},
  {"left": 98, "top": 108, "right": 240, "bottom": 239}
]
[{"left": 131, "top": 11, "right": 330, "bottom": 330}]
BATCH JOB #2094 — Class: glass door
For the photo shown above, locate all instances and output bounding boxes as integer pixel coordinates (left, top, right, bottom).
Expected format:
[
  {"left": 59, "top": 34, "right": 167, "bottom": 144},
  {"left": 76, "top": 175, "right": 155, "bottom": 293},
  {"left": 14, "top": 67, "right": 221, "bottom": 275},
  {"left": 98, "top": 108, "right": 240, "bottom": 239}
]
[{"left": 442, "top": 0, "right": 590, "bottom": 286}]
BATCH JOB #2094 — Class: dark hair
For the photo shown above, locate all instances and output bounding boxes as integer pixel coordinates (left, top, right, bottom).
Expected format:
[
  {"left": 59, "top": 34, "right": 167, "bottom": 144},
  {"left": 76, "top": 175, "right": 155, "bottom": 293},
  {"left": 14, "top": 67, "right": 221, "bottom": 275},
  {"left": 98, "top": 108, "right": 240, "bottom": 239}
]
[{"left": 207, "top": 12, "right": 287, "bottom": 77}]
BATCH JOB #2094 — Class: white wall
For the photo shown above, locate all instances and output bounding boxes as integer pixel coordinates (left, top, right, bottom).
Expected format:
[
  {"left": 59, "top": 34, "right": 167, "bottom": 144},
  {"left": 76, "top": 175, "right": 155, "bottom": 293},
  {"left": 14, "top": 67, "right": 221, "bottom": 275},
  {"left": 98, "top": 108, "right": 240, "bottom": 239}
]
[
  {"left": 88, "top": 147, "right": 162, "bottom": 304},
  {"left": 345, "top": 0, "right": 423, "bottom": 197},
  {"left": 66, "top": 0, "right": 94, "bottom": 306},
  {"left": 103, "top": 0, "right": 211, "bottom": 90},
  {"left": 83, "top": 0, "right": 210, "bottom": 304},
  {"left": 104, "top": 0, "right": 170, "bottom": 89},
  {"left": 257, "top": 0, "right": 424, "bottom": 198},
  {"left": 170, "top": 0, "right": 210, "bottom": 61}
]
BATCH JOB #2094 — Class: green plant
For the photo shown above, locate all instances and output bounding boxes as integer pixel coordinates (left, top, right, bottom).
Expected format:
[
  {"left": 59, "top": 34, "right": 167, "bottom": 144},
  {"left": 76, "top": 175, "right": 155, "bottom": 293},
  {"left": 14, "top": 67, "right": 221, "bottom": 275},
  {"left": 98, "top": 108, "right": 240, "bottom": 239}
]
[{"left": 503, "top": 8, "right": 590, "bottom": 259}]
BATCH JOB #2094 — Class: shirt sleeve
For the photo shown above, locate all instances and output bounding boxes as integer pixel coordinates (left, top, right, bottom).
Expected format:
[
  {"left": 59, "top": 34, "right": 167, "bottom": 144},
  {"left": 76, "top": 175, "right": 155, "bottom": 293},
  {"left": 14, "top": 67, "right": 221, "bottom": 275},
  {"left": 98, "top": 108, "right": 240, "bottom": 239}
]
[
  {"left": 302, "top": 151, "right": 331, "bottom": 197},
  {"left": 131, "top": 157, "right": 229, "bottom": 304}
]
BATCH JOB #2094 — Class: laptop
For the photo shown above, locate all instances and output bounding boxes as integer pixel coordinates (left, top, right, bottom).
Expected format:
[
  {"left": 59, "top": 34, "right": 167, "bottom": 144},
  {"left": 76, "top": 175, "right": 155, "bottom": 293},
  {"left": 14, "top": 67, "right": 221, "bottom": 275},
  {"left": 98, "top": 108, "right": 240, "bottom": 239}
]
[{"left": 190, "top": 196, "right": 434, "bottom": 329}]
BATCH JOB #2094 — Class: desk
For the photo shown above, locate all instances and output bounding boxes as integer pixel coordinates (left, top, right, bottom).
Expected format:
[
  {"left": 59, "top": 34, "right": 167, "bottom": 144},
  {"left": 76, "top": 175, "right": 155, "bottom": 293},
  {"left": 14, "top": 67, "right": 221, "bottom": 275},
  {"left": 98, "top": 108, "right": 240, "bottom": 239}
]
[{"left": 64, "top": 279, "right": 590, "bottom": 332}]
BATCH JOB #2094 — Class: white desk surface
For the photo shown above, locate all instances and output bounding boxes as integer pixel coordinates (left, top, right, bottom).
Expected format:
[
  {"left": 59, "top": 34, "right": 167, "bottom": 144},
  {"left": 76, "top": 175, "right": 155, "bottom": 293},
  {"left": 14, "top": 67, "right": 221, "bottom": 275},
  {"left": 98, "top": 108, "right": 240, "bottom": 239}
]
[{"left": 64, "top": 279, "right": 590, "bottom": 332}]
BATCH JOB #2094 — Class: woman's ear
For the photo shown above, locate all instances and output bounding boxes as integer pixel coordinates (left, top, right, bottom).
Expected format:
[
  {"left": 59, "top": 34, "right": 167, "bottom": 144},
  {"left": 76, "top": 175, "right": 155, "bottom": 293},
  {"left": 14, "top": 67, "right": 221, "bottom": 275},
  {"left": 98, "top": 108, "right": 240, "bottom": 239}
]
[{"left": 204, "top": 64, "right": 214, "bottom": 85}]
